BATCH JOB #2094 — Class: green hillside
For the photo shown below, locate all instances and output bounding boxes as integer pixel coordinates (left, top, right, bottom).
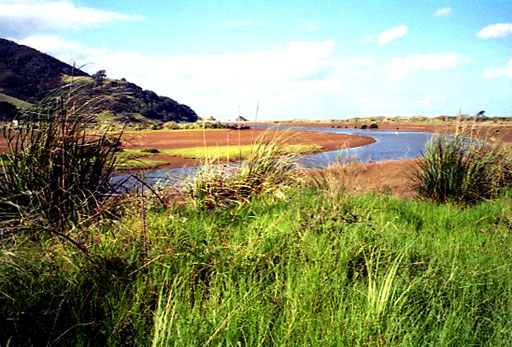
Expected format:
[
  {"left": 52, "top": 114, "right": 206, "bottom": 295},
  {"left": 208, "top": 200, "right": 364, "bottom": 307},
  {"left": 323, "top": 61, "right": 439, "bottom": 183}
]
[
  {"left": 0, "top": 38, "right": 198, "bottom": 123},
  {"left": 0, "top": 92, "right": 31, "bottom": 109}
]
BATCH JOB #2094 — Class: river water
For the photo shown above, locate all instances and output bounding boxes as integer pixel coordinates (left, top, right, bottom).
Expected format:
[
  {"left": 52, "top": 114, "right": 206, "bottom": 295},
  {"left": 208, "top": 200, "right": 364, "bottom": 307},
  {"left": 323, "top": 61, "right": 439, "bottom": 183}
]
[
  {"left": 114, "top": 127, "right": 435, "bottom": 186},
  {"left": 290, "top": 127, "right": 434, "bottom": 167}
]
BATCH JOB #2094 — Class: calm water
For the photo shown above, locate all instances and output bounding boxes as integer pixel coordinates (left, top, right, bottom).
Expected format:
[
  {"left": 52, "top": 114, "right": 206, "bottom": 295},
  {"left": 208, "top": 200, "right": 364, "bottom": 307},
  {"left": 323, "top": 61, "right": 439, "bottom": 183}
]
[
  {"left": 115, "top": 127, "right": 434, "bottom": 186},
  {"left": 288, "top": 127, "right": 434, "bottom": 167}
]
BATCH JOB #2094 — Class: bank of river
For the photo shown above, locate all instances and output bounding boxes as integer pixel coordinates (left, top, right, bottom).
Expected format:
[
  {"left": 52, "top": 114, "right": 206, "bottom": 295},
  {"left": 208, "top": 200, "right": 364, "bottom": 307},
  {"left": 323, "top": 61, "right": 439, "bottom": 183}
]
[{"left": 115, "top": 127, "right": 434, "bottom": 186}]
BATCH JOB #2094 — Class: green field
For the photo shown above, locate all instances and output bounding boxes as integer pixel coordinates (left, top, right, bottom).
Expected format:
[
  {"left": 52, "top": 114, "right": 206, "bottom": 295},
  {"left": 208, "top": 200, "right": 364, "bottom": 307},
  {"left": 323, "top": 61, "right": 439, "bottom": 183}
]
[
  {"left": 2, "top": 111, "right": 512, "bottom": 345},
  {"left": 116, "top": 144, "right": 322, "bottom": 169},
  {"left": 2, "top": 183, "right": 511, "bottom": 345},
  {"left": 159, "top": 144, "right": 321, "bottom": 159}
]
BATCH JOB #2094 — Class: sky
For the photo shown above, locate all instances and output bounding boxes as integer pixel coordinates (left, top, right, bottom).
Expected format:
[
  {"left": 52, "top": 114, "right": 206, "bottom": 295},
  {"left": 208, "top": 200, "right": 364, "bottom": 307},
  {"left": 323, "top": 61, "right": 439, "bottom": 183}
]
[{"left": 1, "top": 0, "right": 511, "bottom": 120}]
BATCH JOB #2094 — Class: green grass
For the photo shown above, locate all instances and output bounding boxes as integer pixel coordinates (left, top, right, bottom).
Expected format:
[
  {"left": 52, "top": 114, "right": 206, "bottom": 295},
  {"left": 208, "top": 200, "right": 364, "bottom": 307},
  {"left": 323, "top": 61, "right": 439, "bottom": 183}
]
[
  {"left": 0, "top": 88, "right": 122, "bottom": 231},
  {"left": 114, "top": 149, "right": 166, "bottom": 169},
  {"left": 0, "top": 92, "right": 31, "bottom": 109},
  {"left": 412, "top": 134, "right": 512, "bottom": 204},
  {"left": 159, "top": 144, "right": 321, "bottom": 160},
  {"left": 61, "top": 75, "right": 94, "bottom": 84},
  {"left": 2, "top": 184, "right": 512, "bottom": 345},
  {"left": 115, "top": 144, "right": 321, "bottom": 169},
  {"left": 2, "top": 120, "right": 511, "bottom": 345}
]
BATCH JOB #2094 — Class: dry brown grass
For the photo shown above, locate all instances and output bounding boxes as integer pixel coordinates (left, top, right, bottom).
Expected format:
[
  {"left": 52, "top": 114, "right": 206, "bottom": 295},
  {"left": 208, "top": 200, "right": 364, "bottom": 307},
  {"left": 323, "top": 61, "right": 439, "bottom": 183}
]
[{"left": 306, "top": 159, "right": 418, "bottom": 199}]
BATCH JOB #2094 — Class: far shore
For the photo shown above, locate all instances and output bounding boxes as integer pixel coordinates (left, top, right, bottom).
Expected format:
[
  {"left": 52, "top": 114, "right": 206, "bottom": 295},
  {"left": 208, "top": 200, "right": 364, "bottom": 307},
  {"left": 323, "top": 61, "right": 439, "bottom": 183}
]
[{"left": 255, "top": 121, "right": 512, "bottom": 145}]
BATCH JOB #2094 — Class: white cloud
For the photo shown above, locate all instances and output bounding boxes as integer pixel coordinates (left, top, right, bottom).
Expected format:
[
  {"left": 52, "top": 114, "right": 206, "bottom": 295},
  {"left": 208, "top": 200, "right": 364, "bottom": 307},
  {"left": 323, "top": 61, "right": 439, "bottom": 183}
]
[
  {"left": 17, "top": 35, "right": 346, "bottom": 119},
  {"left": 413, "top": 94, "right": 448, "bottom": 110},
  {"left": 0, "top": 0, "right": 144, "bottom": 38},
  {"left": 14, "top": 35, "right": 476, "bottom": 118},
  {"left": 433, "top": 7, "right": 451, "bottom": 17},
  {"left": 387, "top": 53, "right": 460, "bottom": 79},
  {"left": 16, "top": 35, "right": 107, "bottom": 65},
  {"left": 477, "top": 23, "right": 512, "bottom": 39},
  {"left": 483, "top": 57, "right": 512, "bottom": 78},
  {"left": 376, "top": 24, "right": 408, "bottom": 44}
]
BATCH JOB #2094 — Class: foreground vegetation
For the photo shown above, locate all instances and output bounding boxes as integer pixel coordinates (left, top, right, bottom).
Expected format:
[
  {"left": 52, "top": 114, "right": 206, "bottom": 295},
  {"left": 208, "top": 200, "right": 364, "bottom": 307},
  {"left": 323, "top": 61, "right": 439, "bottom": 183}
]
[{"left": 1, "top": 182, "right": 512, "bottom": 345}]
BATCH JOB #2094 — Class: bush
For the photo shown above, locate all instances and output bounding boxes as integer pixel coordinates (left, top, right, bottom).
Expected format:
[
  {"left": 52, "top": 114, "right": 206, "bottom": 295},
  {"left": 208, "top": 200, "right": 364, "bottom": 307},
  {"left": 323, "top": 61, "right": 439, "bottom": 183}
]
[
  {"left": 411, "top": 134, "right": 511, "bottom": 204},
  {"left": 162, "top": 121, "right": 179, "bottom": 130},
  {"left": 0, "top": 85, "right": 123, "bottom": 234}
]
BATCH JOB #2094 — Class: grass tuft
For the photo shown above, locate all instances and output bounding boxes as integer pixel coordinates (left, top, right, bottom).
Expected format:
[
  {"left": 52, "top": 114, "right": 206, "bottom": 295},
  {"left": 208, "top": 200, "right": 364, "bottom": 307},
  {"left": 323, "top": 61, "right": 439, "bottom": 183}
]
[
  {"left": 186, "top": 131, "right": 302, "bottom": 209},
  {"left": 411, "top": 134, "right": 511, "bottom": 204},
  {"left": 0, "top": 82, "right": 124, "bottom": 236}
]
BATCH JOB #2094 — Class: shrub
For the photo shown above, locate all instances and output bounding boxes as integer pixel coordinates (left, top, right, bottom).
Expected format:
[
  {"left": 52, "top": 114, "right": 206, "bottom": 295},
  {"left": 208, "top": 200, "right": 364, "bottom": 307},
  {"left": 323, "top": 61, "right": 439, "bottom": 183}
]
[
  {"left": 0, "top": 85, "right": 123, "bottom": 234},
  {"left": 411, "top": 134, "right": 511, "bottom": 204},
  {"left": 162, "top": 121, "right": 179, "bottom": 130}
]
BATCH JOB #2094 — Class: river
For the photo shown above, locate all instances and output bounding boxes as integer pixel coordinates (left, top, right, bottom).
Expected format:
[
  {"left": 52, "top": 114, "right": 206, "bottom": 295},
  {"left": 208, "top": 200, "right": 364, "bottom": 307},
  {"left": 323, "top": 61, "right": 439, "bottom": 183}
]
[{"left": 114, "top": 127, "right": 434, "bottom": 187}]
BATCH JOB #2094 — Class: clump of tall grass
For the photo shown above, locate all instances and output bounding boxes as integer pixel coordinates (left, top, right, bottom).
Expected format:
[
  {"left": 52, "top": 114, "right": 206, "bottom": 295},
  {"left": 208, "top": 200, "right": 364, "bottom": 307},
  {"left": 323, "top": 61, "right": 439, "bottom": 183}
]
[
  {"left": 0, "top": 83, "right": 123, "bottom": 236},
  {"left": 186, "top": 131, "right": 301, "bottom": 209},
  {"left": 412, "top": 134, "right": 511, "bottom": 204}
]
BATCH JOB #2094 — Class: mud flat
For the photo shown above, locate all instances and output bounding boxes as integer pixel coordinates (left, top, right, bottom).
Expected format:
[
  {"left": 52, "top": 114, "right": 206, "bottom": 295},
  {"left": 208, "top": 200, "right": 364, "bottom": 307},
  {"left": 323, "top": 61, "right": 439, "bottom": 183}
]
[{"left": 119, "top": 128, "right": 376, "bottom": 169}]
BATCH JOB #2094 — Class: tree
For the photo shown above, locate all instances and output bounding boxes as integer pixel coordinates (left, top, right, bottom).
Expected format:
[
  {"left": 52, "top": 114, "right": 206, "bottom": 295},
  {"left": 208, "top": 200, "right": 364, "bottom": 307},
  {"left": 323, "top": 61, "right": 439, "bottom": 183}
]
[{"left": 92, "top": 70, "right": 107, "bottom": 83}]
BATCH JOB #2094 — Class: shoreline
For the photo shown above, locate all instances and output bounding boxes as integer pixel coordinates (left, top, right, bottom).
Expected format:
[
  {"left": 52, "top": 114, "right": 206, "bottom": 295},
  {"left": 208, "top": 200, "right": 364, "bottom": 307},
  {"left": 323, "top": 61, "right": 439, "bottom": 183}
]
[
  {"left": 255, "top": 121, "right": 512, "bottom": 144},
  {"left": 117, "top": 128, "right": 376, "bottom": 171}
]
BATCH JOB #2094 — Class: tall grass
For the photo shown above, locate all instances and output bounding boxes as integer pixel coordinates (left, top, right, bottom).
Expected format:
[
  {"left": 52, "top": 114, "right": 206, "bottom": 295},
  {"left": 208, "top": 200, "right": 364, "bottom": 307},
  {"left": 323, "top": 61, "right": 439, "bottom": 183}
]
[
  {"left": 2, "top": 183, "right": 512, "bottom": 345},
  {"left": 0, "top": 83, "right": 123, "bottom": 235},
  {"left": 412, "top": 134, "right": 511, "bottom": 204},
  {"left": 186, "top": 131, "right": 301, "bottom": 209}
]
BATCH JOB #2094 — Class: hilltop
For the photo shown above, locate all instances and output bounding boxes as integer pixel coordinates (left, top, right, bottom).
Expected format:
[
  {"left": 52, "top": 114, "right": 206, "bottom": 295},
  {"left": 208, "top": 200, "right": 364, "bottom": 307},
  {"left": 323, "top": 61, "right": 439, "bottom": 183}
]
[{"left": 0, "top": 38, "right": 197, "bottom": 123}]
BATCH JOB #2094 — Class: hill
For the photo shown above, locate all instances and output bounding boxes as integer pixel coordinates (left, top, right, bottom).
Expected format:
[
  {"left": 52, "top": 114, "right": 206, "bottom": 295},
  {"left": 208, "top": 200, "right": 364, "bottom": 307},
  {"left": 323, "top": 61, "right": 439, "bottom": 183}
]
[{"left": 0, "top": 38, "right": 198, "bottom": 123}]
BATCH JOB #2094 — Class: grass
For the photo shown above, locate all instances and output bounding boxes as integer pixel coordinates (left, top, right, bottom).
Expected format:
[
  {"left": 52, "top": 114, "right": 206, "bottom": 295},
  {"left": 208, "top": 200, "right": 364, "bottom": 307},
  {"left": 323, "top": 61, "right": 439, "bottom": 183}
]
[
  {"left": 61, "top": 75, "right": 94, "bottom": 84},
  {"left": 185, "top": 137, "right": 301, "bottom": 209},
  {"left": 0, "top": 92, "right": 31, "bottom": 109},
  {"left": 412, "top": 134, "right": 512, "bottom": 204},
  {"left": 0, "top": 85, "right": 123, "bottom": 234},
  {"left": 114, "top": 144, "right": 321, "bottom": 170},
  {"left": 1, "top": 184, "right": 511, "bottom": 345},
  {"left": 113, "top": 149, "right": 166, "bottom": 169},
  {"left": 160, "top": 144, "right": 320, "bottom": 160}
]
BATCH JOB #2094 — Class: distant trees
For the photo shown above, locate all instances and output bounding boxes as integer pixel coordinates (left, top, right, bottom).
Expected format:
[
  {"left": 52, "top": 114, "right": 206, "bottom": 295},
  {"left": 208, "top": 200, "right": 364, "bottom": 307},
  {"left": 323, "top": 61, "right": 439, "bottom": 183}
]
[{"left": 92, "top": 70, "right": 107, "bottom": 83}]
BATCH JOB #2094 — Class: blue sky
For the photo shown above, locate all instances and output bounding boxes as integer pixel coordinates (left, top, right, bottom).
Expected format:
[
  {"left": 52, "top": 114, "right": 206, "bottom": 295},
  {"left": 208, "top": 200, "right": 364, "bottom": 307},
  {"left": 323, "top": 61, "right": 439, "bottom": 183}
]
[{"left": 1, "top": 0, "right": 511, "bottom": 120}]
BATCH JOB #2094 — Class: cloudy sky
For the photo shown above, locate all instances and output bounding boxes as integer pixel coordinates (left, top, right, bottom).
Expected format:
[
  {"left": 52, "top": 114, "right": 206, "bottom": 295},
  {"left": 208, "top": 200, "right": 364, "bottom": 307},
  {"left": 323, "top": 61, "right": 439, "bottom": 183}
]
[{"left": 1, "top": 0, "right": 511, "bottom": 120}]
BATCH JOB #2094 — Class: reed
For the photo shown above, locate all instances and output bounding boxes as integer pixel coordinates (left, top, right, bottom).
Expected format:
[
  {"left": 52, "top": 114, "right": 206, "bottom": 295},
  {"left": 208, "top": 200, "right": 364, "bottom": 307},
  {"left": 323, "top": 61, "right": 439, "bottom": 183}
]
[{"left": 0, "top": 83, "right": 123, "bottom": 235}]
